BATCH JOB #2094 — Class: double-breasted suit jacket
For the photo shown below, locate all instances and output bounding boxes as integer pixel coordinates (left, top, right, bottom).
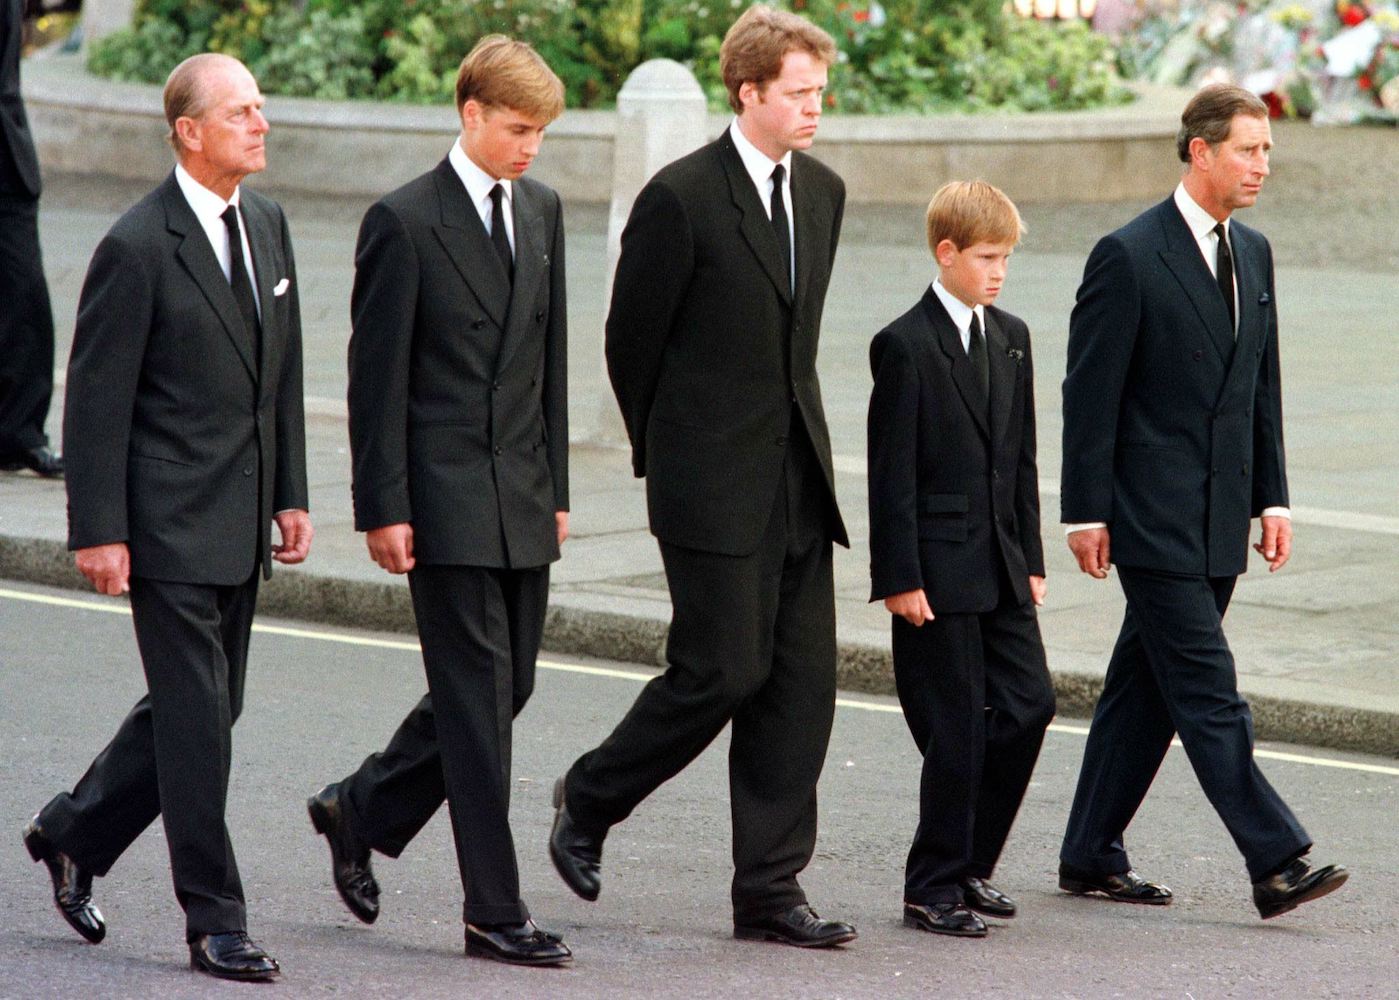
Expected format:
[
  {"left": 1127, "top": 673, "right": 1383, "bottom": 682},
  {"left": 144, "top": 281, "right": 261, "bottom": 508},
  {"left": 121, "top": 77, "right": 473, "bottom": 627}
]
[
  {"left": 348, "top": 159, "right": 568, "bottom": 567},
  {"left": 605, "top": 128, "right": 847, "bottom": 555},
  {"left": 1061, "top": 197, "right": 1286, "bottom": 576},
  {"left": 65, "top": 172, "right": 308, "bottom": 580},
  {"left": 868, "top": 289, "right": 1043, "bottom": 613}
]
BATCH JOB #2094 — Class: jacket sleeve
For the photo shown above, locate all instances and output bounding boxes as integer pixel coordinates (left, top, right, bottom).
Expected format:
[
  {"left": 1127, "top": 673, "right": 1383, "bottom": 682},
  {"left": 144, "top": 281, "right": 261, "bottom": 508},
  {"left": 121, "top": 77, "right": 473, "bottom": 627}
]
[
  {"left": 347, "top": 200, "right": 418, "bottom": 531},
  {"left": 1060, "top": 234, "right": 1140, "bottom": 524},
  {"left": 1250, "top": 238, "right": 1287, "bottom": 514},
  {"left": 62, "top": 230, "right": 153, "bottom": 550},
  {"left": 544, "top": 189, "right": 569, "bottom": 511},
  {"left": 603, "top": 179, "right": 694, "bottom": 477},
  {"left": 866, "top": 329, "right": 924, "bottom": 602},
  {"left": 272, "top": 204, "right": 309, "bottom": 513},
  {"left": 1015, "top": 324, "right": 1045, "bottom": 576}
]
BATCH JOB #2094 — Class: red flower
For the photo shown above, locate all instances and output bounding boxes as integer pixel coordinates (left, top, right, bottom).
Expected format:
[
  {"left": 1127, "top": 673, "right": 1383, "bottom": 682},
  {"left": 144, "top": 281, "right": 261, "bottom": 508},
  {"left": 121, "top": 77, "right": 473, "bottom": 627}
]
[
  {"left": 853, "top": 9, "right": 869, "bottom": 22},
  {"left": 1358, "top": 73, "right": 1373, "bottom": 89},
  {"left": 1261, "top": 90, "right": 1286, "bottom": 117},
  {"left": 1339, "top": 3, "right": 1369, "bottom": 27}
]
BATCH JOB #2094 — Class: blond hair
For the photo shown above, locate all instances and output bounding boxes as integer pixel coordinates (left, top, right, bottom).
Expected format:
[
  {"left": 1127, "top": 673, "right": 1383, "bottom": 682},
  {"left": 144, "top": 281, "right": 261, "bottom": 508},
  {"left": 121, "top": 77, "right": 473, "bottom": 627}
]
[
  {"left": 926, "top": 180, "right": 1025, "bottom": 252},
  {"left": 719, "top": 5, "right": 837, "bottom": 114},
  {"left": 455, "top": 34, "right": 564, "bottom": 121}
]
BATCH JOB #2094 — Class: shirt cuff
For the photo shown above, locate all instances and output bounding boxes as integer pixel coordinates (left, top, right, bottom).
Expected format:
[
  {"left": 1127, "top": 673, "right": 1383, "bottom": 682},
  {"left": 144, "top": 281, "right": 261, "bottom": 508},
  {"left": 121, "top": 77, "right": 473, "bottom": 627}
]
[
  {"left": 1065, "top": 522, "right": 1107, "bottom": 535},
  {"left": 1260, "top": 507, "right": 1290, "bottom": 519}
]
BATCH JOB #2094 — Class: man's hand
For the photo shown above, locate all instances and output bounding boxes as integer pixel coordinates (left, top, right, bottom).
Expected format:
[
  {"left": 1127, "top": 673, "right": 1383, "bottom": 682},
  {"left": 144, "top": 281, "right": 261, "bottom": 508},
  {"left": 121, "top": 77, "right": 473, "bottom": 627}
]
[
  {"left": 272, "top": 509, "right": 313, "bottom": 564},
  {"left": 366, "top": 522, "right": 415, "bottom": 574},
  {"left": 1067, "top": 527, "right": 1111, "bottom": 579},
  {"left": 556, "top": 510, "right": 570, "bottom": 547},
  {"left": 75, "top": 543, "right": 130, "bottom": 596},
  {"left": 1029, "top": 574, "right": 1047, "bottom": 606},
  {"left": 1254, "top": 514, "right": 1292, "bottom": 572},
  {"left": 884, "top": 588, "right": 934, "bottom": 626}
]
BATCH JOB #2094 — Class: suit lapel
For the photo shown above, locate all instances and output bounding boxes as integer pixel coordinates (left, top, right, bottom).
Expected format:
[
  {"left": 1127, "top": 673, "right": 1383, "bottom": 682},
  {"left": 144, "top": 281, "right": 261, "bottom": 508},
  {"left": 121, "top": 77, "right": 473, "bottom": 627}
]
[
  {"left": 791, "top": 153, "right": 831, "bottom": 314},
  {"left": 494, "top": 181, "right": 548, "bottom": 375},
  {"left": 1219, "top": 224, "right": 1263, "bottom": 398},
  {"left": 1157, "top": 199, "right": 1235, "bottom": 365},
  {"left": 718, "top": 131, "right": 793, "bottom": 307},
  {"left": 430, "top": 159, "right": 511, "bottom": 329},
  {"left": 163, "top": 175, "right": 257, "bottom": 381},
  {"left": 922, "top": 289, "right": 989, "bottom": 441},
  {"left": 242, "top": 194, "right": 281, "bottom": 388},
  {"left": 984, "top": 310, "right": 1015, "bottom": 451}
]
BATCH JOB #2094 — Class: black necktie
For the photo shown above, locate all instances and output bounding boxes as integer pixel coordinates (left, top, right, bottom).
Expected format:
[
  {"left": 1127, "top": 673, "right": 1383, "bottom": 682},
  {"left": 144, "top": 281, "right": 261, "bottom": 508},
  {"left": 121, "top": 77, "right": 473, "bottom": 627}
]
[
  {"left": 967, "top": 310, "right": 989, "bottom": 401},
  {"left": 489, "top": 184, "right": 513, "bottom": 284},
  {"left": 770, "top": 163, "right": 792, "bottom": 292},
  {"left": 220, "top": 205, "right": 261, "bottom": 360},
  {"left": 1213, "top": 221, "right": 1235, "bottom": 334}
]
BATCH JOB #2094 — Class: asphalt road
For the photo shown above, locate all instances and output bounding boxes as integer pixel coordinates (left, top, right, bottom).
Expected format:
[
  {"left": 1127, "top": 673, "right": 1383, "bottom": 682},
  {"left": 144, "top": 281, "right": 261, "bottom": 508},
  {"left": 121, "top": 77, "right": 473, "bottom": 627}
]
[{"left": 1, "top": 580, "right": 1395, "bottom": 999}]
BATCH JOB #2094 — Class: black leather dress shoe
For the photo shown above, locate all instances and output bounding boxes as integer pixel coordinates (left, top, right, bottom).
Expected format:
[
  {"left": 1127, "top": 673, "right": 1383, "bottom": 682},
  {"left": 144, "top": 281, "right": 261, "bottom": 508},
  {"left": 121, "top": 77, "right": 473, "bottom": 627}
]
[
  {"left": 1, "top": 445, "right": 64, "bottom": 478},
  {"left": 22, "top": 818, "right": 105, "bottom": 943},
  {"left": 734, "top": 904, "right": 858, "bottom": 948},
  {"left": 1253, "top": 857, "right": 1348, "bottom": 919},
  {"left": 465, "top": 920, "right": 572, "bottom": 966},
  {"left": 961, "top": 877, "right": 1016, "bottom": 919},
  {"left": 307, "top": 783, "right": 380, "bottom": 924},
  {"left": 548, "top": 777, "right": 603, "bottom": 901},
  {"left": 903, "top": 902, "right": 988, "bottom": 938},
  {"left": 189, "top": 932, "right": 279, "bottom": 981},
  {"left": 1058, "top": 862, "right": 1173, "bottom": 904}
]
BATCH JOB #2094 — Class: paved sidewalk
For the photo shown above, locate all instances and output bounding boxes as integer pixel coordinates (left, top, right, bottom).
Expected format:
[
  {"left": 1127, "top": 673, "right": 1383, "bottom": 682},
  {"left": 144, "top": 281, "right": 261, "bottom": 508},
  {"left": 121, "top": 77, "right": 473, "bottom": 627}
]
[{"left": 2, "top": 120, "right": 1396, "bottom": 754}]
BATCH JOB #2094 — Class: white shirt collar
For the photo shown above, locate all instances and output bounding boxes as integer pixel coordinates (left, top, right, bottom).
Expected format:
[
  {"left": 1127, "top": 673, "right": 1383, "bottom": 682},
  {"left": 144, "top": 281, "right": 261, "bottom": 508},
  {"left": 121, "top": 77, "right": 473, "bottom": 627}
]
[
  {"left": 730, "top": 117, "right": 792, "bottom": 194},
  {"left": 174, "top": 162, "right": 240, "bottom": 222},
  {"left": 449, "top": 138, "right": 511, "bottom": 211},
  {"left": 931, "top": 277, "right": 984, "bottom": 348},
  {"left": 1173, "top": 181, "right": 1226, "bottom": 242}
]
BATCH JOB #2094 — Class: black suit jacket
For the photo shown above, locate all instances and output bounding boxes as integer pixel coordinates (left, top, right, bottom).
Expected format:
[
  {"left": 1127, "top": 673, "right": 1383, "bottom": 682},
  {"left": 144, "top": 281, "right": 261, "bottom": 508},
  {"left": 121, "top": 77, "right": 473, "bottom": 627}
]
[
  {"left": 1061, "top": 197, "right": 1287, "bottom": 577},
  {"left": 347, "top": 159, "right": 568, "bottom": 569},
  {"left": 0, "top": 0, "right": 41, "bottom": 199},
  {"left": 64, "top": 172, "right": 309, "bottom": 584},
  {"left": 605, "top": 129, "right": 846, "bottom": 557},
  {"left": 867, "top": 289, "right": 1043, "bottom": 613}
]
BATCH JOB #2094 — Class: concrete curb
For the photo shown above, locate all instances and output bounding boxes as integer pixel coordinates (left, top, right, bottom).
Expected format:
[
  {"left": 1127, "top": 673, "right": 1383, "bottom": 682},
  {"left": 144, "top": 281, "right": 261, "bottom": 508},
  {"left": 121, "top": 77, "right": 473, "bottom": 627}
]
[{"left": 5, "top": 533, "right": 1395, "bottom": 758}]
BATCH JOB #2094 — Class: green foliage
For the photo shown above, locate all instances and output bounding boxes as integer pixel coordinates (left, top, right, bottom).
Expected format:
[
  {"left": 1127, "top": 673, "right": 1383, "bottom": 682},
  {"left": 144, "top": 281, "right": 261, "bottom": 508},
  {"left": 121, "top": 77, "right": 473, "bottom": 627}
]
[{"left": 87, "top": 0, "right": 1129, "bottom": 114}]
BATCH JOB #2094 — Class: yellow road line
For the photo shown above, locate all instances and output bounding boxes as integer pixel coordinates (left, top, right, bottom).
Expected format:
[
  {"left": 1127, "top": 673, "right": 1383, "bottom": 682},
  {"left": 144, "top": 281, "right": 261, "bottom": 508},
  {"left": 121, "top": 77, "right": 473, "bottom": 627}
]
[{"left": 4, "top": 586, "right": 1397, "bottom": 777}]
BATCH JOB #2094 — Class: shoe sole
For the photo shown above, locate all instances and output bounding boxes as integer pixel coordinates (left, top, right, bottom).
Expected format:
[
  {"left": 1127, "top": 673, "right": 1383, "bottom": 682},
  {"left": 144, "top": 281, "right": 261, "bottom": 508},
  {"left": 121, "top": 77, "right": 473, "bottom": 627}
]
[
  {"left": 465, "top": 939, "right": 572, "bottom": 966},
  {"left": 901, "top": 915, "right": 987, "bottom": 938},
  {"left": 1258, "top": 870, "right": 1349, "bottom": 920},
  {"left": 1058, "top": 877, "right": 1173, "bottom": 905},
  {"left": 733, "top": 926, "right": 859, "bottom": 948},
  {"left": 190, "top": 956, "right": 280, "bottom": 981},
  {"left": 307, "top": 793, "right": 379, "bottom": 925}
]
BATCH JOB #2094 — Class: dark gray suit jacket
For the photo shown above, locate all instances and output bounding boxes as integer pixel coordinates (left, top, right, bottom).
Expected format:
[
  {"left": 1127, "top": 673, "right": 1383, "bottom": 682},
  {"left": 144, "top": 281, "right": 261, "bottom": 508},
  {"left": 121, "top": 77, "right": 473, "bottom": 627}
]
[
  {"left": 0, "top": 0, "right": 41, "bottom": 199},
  {"left": 64, "top": 172, "right": 309, "bottom": 583},
  {"left": 1060, "top": 197, "right": 1287, "bottom": 577},
  {"left": 604, "top": 129, "right": 846, "bottom": 557},
  {"left": 347, "top": 159, "right": 568, "bottom": 569},
  {"left": 868, "top": 289, "right": 1042, "bottom": 613}
]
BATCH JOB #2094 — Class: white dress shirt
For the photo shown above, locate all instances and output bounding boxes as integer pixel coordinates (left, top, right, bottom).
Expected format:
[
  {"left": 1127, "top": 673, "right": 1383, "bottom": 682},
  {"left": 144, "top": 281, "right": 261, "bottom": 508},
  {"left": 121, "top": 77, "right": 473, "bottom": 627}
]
[
  {"left": 174, "top": 163, "right": 261, "bottom": 320},
  {"left": 930, "top": 278, "right": 984, "bottom": 354},
  {"left": 730, "top": 117, "right": 794, "bottom": 289},
  {"left": 1066, "top": 185, "right": 1287, "bottom": 535},
  {"left": 449, "top": 138, "right": 514, "bottom": 255}
]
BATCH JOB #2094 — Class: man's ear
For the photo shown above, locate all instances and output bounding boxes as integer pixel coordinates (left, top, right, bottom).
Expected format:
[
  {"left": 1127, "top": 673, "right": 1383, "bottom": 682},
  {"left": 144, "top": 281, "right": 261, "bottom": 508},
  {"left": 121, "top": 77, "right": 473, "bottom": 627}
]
[{"left": 174, "top": 116, "right": 201, "bottom": 154}]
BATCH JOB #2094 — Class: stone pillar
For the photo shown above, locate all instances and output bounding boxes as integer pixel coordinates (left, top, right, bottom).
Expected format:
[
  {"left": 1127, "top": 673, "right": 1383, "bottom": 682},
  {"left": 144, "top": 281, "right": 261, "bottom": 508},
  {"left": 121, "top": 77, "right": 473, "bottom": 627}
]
[
  {"left": 81, "top": 0, "right": 136, "bottom": 47},
  {"left": 587, "top": 59, "right": 707, "bottom": 444}
]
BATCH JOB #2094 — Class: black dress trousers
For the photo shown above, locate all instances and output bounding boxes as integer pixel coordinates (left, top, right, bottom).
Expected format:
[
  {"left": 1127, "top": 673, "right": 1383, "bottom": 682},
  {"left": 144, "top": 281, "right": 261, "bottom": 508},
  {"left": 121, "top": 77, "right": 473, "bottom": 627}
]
[
  {"left": 0, "top": 190, "right": 55, "bottom": 456},
  {"left": 565, "top": 422, "right": 838, "bottom": 923},
  {"left": 37, "top": 574, "right": 259, "bottom": 939},
  {"left": 1061, "top": 567, "right": 1310, "bottom": 881}
]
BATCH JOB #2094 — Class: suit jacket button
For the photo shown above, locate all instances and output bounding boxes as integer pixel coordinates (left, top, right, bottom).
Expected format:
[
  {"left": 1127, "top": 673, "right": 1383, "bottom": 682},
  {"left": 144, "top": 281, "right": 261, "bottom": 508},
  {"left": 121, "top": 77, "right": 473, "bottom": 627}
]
[
  {"left": 776, "top": 435, "right": 787, "bottom": 445},
  {"left": 535, "top": 310, "right": 545, "bottom": 323},
  {"left": 494, "top": 446, "right": 503, "bottom": 456},
  {"left": 471, "top": 319, "right": 485, "bottom": 330},
  {"left": 243, "top": 466, "right": 253, "bottom": 477},
  {"left": 492, "top": 381, "right": 501, "bottom": 391},
  {"left": 1193, "top": 350, "right": 1203, "bottom": 360}
]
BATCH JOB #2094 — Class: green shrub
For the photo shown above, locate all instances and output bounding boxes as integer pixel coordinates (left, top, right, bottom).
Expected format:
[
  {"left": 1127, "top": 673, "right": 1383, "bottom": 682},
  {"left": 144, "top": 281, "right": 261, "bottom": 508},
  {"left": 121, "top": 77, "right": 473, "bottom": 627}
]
[{"left": 87, "top": 0, "right": 1130, "bottom": 115}]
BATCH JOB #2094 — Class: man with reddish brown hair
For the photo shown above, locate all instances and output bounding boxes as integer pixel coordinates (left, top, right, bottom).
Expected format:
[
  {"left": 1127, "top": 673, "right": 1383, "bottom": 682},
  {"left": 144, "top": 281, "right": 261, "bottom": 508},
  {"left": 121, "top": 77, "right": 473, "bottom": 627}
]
[{"left": 549, "top": 5, "right": 855, "bottom": 948}]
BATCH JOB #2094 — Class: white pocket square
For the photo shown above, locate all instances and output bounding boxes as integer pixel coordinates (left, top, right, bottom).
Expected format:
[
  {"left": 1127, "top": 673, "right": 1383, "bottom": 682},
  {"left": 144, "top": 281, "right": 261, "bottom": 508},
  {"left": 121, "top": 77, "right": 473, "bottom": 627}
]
[{"left": 273, "top": 277, "right": 290, "bottom": 296}]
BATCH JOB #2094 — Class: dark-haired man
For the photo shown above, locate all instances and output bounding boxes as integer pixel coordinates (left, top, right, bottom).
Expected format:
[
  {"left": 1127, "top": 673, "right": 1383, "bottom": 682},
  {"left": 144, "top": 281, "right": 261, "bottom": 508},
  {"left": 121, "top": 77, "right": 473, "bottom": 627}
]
[{"left": 1058, "top": 83, "right": 1347, "bottom": 920}]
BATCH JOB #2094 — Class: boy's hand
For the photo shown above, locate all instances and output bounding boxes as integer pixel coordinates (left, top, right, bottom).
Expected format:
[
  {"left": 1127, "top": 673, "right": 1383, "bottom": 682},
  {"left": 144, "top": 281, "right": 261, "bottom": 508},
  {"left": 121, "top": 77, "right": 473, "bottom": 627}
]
[
  {"left": 884, "top": 589, "right": 934, "bottom": 626},
  {"left": 1029, "top": 574, "right": 1046, "bottom": 606}
]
